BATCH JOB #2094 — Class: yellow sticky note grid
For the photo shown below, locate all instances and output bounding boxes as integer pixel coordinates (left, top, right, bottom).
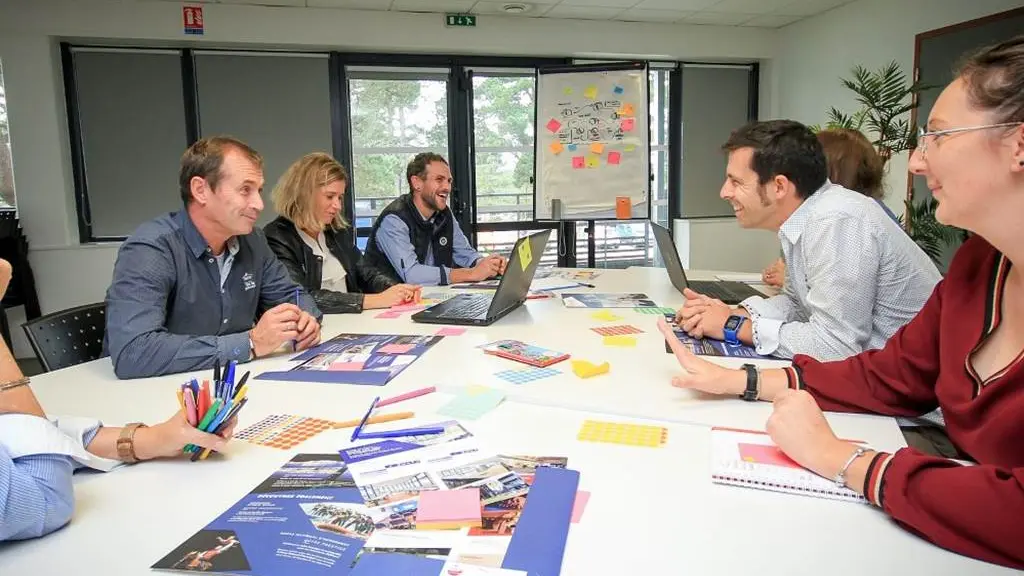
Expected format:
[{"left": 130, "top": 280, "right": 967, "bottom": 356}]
[
  {"left": 590, "top": 310, "right": 622, "bottom": 322},
  {"left": 550, "top": 141, "right": 565, "bottom": 155},
  {"left": 585, "top": 156, "right": 600, "bottom": 169},
  {"left": 577, "top": 420, "right": 667, "bottom": 448},
  {"left": 517, "top": 237, "right": 533, "bottom": 271},
  {"left": 602, "top": 335, "right": 637, "bottom": 347},
  {"left": 571, "top": 360, "right": 610, "bottom": 379},
  {"left": 584, "top": 85, "right": 598, "bottom": 99}
]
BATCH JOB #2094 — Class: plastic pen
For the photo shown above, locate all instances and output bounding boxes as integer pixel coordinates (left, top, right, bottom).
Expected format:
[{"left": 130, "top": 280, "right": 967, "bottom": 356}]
[
  {"left": 195, "top": 397, "right": 249, "bottom": 462},
  {"left": 292, "top": 287, "right": 300, "bottom": 351},
  {"left": 356, "top": 426, "right": 445, "bottom": 440},
  {"left": 350, "top": 396, "right": 381, "bottom": 442},
  {"left": 186, "top": 398, "right": 222, "bottom": 453}
]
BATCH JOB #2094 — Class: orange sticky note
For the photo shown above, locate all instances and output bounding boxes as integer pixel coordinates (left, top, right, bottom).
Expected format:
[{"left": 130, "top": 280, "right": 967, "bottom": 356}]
[
  {"left": 620, "top": 118, "right": 635, "bottom": 132},
  {"left": 619, "top": 103, "right": 635, "bottom": 117},
  {"left": 585, "top": 156, "right": 600, "bottom": 169},
  {"left": 616, "top": 196, "right": 631, "bottom": 219},
  {"left": 608, "top": 151, "right": 622, "bottom": 165},
  {"left": 550, "top": 141, "right": 565, "bottom": 155},
  {"left": 572, "top": 156, "right": 585, "bottom": 169},
  {"left": 589, "top": 142, "right": 604, "bottom": 155}
]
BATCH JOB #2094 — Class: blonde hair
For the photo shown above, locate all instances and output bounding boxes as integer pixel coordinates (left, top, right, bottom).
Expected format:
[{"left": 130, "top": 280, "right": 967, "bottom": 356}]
[{"left": 272, "top": 152, "right": 349, "bottom": 232}]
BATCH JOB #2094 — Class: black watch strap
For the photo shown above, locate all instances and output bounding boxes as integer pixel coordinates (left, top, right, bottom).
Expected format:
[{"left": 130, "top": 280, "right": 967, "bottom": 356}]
[{"left": 741, "top": 364, "right": 759, "bottom": 401}]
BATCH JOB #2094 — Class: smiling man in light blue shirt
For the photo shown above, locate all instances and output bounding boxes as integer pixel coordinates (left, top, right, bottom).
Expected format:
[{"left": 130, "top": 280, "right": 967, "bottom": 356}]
[{"left": 362, "top": 153, "right": 507, "bottom": 286}]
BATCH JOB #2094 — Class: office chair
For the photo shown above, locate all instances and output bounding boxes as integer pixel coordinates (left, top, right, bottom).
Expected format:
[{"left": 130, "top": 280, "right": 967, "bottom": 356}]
[{"left": 22, "top": 302, "right": 107, "bottom": 372}]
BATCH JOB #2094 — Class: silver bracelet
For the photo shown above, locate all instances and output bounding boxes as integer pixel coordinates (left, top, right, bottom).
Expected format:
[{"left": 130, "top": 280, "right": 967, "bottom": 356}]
[
  {"left": 0, "top": 376, "right": 30, "bottom": 392},
  {"left": 833, "top": 446, "right": 868, "bottom": 489}
]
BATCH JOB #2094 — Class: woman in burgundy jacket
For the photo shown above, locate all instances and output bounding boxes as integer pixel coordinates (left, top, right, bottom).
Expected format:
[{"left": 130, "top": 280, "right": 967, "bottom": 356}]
[{"left": 659, "top": 36, "right": 1024, "bottom": 569}]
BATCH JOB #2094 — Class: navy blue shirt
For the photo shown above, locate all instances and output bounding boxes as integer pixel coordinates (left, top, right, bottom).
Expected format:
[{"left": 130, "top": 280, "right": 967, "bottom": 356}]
[{"left": 103, "top": 210, "right": 321, "bottom": 379}]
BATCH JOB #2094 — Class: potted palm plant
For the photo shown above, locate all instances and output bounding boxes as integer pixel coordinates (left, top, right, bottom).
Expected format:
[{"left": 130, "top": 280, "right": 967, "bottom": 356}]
[{"left": 812, "top": 61, "right": 964, "bottom": 265}]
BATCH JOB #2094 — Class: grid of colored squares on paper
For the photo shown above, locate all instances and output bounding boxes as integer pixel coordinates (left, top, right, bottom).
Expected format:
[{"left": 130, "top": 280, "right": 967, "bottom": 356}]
[
  {"left": 577, "top": 420, "right": 667, "bottom": 448},
  {"left": 634, "top": 307, "right": 677, "bottom": 315},
  {"left": 590, "top": 324, "right": 644, "bottom": 337},
  {"left": 495, "top": 367, "right": 561, "bottom": 385},
  {"left": 235, "top": 414, "right": 336, "bottom": 450}
]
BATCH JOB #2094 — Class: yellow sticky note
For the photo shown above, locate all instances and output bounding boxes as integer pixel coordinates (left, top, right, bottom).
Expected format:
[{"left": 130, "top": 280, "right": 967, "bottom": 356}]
[
  {"left": 563, "top": 87, "right": 573, "bottom": 96},
  {"left": 585, "top": 156, "right": 600, "bottom": 169},
  {"left": 571, "top": 360, "right": 610, "bottom": 379},
  {"left": 603, "top": 335, "right": 637, "bottom": 347},
  {"left": 591, "top": 311, "right": 622, "bottom": 322},
  {"left": 624, "top": 144, "right": 636, "bottom": 152},
  {"left": 517, "top": 237, "right": 533, "bottom": 271},
  {"left": 619, "top": 103, "right": 635, "bottom": 117},
  {"left": 577, "top": 420, "right": 667, "bottom": 448},
  {"left": 589, "top": 142, "right": 604, "bottom": 155},
  {"left": 584, "top": 85, "right": 598, "bottom": 99},
  {"left": 550, "top": 141, "right": 565, "bottom": 155}
]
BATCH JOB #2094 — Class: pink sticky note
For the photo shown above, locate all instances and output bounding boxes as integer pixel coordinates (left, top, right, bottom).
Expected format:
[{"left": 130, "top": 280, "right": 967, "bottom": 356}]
[
  {"left": 571, "top": 490, "right": 590, "bottom": 523},
  {"left": 379, "top": 343, "right": 415, "bottom": 354},
  {"left": 416, "top": 488, "right": 481, "bottom": 528},
  {"left": 329, "top": 361, "right": 365, "bottom": 371},
  {"left": 607, "top": 151, "right": 622, "bottom": 165},
  {"left": 572, "top": 156, "right": 585, "bottom": 169},
  {"left": 546, "top": 118, "right": 562, "bottom": 133},
  {"left": 436, "top": 327, "right": 467, "bottom": 336},
  {"left": 391, "top": 303, "right": 427, "bottom": 313},
  {"left": 620, "top": 118, "right": 635, "bottom": 132},
  {"left": 375, "top": 310, "right": 403, "bottom": 319}
]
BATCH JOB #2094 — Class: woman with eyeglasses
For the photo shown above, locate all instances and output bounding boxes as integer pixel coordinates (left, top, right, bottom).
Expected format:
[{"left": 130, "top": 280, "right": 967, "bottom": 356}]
[{"left": 658, "top": 35, "right": 1024, "bottom": 569}]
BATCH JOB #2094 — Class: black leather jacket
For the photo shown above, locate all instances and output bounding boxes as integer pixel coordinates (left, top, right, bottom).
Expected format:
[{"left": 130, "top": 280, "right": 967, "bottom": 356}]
[{"left": 264, "top": 216, "right": 396, "bottom": 314}]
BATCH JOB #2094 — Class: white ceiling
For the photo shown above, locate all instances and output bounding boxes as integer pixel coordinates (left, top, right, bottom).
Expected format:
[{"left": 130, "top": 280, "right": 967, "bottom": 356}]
[{"left": 157, "top": 0, "right": 860, "bottom": 28}]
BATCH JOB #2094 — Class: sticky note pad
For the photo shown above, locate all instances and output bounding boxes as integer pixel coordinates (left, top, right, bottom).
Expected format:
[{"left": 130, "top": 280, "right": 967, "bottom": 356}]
[
  {"left": 391, "top": 303, "right": 426, "bottom": 312},
  {"left": 602, "top": 335, "right": 636, "bottom": 347},
  {"left": 546, "top": 118, "right": 562, "bottom": 133},
  {"left": 584, "top": 85, "right": 598, "bottom": 99},
  {"left": 416, "top": 488, "right": 482, "bottom": 530},
  {"left": 608, "top": 151, "right": 622, "bottom": 166},
  {"left": 589, "top": 142, "right": 604, "bottom": 155},
  {"left": 436, "top": 327, "right": 466, "bottom": 336},
  {"left": 572, "top": 156, "right": 585, "bottom": 169},
  {"left": 517, "top": 237, "right": 533, "bottom": 270},
  {"left": 634, "top": 306, "right": 677, "bottom": 315},
  {"left": 620, "top": 118, "right": 635, "bottom": 132},
  {"left": 625, "top": 144, "right": 636, "bottom": 152},
  {"left": 577, "top": 420, "right": 667, "bottom": 448},
  {"left": 591, "top": 324, "right": 643, "bottom": 337},
  {"left": 590, "top": 310, "right": 622, "bottom": 322},
  {"left": 375, "top": 310, "right": 403, "bottom": 319},
  {"left": 571, "top": 360, "right": 609, "bottom": 379},
  {"left": 550, "top": 141, "right": 564, "bottom": 155},
  {"left": 585, "top": 156, "right": 600, "bottom": 169},
  {"left": 615, "top": 196, "right": 630, "bottom": 219},
  {"left": 572, "top": 490, "right": 591, "bottom": 523},
  {"left": 437, "top": 386, "right": 506, "bottom": 420}
]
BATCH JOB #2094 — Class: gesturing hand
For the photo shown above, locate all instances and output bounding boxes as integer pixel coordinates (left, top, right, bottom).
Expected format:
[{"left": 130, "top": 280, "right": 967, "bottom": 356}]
[{"left": 657, "top": 317, "right": 744, "bottom": 396}]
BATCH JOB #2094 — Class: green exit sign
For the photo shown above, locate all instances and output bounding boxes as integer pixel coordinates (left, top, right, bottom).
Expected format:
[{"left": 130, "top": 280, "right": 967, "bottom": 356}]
[{"left": 445, "top": 13, "right": 477, "bottom": 27}]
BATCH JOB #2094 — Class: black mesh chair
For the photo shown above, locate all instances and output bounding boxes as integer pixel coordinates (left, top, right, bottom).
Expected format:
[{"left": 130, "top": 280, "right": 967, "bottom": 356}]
[{"left": 22, "top": 302, "right": 107, "bottom": 372}]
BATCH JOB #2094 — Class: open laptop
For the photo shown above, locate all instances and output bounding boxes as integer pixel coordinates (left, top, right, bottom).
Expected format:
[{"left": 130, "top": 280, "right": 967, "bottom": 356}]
[
  {"left": 412, "top": 229, "right": 553, "bottom": 326},
  {"left": 650, "top": 222, "right": 766, "bottom": 305}
]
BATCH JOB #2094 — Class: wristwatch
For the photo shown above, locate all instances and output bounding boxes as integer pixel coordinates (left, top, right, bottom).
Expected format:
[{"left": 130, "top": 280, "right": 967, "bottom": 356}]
[
  {"left": 723, "top": 315, "right": 746, "bottom": 347},
  {"left": 740, "top": 363, "right": 759, "bottom": 401},
  {"left": 117, "top": 422, "right": 148, "bottom": 463}
]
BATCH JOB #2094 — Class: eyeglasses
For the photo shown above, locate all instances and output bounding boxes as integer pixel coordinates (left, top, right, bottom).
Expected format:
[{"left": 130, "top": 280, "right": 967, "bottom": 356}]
[{"left": 917, "top": 122, "right": 1024, "bottom": 157}]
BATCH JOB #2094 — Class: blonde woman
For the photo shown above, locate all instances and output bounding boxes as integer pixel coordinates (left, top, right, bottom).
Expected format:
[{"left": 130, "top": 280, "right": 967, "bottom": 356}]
[{"left": 265, "top": 153, "right": 420, "bottom": 313}]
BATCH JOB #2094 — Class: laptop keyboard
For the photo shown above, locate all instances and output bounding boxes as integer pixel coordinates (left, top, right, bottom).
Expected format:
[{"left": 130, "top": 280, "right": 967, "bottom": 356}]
[
  {"left": 688, "top": 281, "right": 760, "bottom": 303},
  {"left": 440, "top": 296, "right": 492, "bottom": 319}
]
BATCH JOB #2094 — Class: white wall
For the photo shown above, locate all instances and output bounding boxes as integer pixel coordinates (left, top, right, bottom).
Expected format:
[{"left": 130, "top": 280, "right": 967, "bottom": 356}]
[
  {"left": 775, "top": 0, "right": 1024, "bottom": 217},
  {"left": 0, "top": 0, "right": 778, "bottom": 357}
]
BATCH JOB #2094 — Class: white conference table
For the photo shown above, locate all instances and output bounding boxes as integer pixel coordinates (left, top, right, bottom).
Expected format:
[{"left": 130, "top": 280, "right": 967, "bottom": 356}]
[{"left": 0, "top": 267, "right": 1014, "bottom": 575}]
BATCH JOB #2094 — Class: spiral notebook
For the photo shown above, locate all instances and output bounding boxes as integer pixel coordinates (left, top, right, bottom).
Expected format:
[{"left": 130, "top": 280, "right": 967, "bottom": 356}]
[{"left": 710, "top": 428, "right": 866, "bottom": 504}]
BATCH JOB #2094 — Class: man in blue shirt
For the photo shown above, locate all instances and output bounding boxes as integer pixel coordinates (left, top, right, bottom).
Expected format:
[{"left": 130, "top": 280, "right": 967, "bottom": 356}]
[
  {"left": 362, "top": 153, "right": 507, "bottom": 286},
  {"left": 104, "top": 136, "right": 322, "bottom": 379}
]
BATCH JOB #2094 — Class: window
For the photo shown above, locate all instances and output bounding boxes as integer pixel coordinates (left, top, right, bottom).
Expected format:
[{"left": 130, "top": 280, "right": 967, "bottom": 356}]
[
  {"left": 69, "top": 48, "right": 189, "bottom": 240},
  {"left": 347, "top": 67, "right": 449, "bottom": 232},
  {"left": 194, "top": 51, "right": 332, "bottom": 226},
  {"left": 0, "top": 59, "right": 15, "bottom": 209},
  {"left": 476, "top": 228, "right": 559, "bottom": 267}
]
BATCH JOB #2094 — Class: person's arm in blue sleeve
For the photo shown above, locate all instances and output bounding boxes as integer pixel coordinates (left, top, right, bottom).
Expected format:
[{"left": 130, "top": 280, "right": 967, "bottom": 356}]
[
  {"left": 450, "top": 222, "right": 483, "bottom": 268},
  {"left": 376, "top": 215, "right": 491, "bottom": 286},
  {"left": 104, "top": 240, "right": 252, "bottom": 379},
  {"left": 0, "top": 437, "right": 75, "bottom": 542}
]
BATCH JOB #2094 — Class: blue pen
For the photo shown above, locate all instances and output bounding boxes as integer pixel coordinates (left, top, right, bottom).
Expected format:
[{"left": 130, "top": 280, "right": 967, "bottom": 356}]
[
  {"left": 350, "top": 396, "right": 380, "bottom": 442},
  {"left": 224, "top": 361, "right": 236, "bottom": 399},
  {"left": 292, "top": 287, "right": 300, "bottom": 351},
  {"left": 357, "top": 426, "right": 445, "bottom": 440}
]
